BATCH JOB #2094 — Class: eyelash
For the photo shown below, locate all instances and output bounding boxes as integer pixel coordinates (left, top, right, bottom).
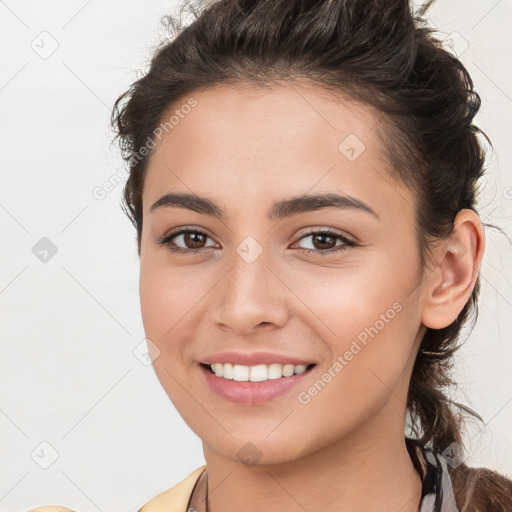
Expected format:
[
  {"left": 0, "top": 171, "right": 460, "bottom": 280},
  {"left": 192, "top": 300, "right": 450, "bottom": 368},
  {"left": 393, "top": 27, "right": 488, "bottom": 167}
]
[{"left": 156, "top": 228, "right": 358, "bottom": 257}]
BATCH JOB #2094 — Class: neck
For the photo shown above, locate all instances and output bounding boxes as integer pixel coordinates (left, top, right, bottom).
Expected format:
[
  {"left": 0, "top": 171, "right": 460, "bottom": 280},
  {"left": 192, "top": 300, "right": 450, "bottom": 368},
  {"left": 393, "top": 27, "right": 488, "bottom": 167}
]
[{"left": 191, "top": 404, "right": 423, "bottom": 512}]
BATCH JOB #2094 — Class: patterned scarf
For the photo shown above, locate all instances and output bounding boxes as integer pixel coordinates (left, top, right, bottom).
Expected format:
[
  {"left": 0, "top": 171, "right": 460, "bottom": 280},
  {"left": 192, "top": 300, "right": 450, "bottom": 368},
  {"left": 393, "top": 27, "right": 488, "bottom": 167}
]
[{"left": 406, "top": 437, "right": 460, "bottom": 512}]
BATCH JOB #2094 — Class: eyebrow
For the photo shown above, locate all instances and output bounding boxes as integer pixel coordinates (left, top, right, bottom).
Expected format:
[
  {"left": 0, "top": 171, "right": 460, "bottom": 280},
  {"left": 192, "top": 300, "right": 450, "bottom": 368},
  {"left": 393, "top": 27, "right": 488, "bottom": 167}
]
[{"left": 149, "top": 192, "right": 380, "bottom": 220}]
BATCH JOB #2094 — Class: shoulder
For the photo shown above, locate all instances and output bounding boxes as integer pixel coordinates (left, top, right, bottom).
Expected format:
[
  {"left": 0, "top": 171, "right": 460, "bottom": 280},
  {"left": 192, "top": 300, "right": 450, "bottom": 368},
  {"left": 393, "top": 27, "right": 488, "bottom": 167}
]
[
  {"left": 448, "top": 461, "right": 512, "bottom": 512},
  {"left": 137, "top": 465, "right": 207, "bottom": 512}
]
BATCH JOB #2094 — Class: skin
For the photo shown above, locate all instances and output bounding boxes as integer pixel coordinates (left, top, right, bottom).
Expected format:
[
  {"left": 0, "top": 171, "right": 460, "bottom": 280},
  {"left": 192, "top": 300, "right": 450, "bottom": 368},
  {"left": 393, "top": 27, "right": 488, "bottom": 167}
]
[{"left": 139, "top": 81, "right": 485, "bottom": 512}]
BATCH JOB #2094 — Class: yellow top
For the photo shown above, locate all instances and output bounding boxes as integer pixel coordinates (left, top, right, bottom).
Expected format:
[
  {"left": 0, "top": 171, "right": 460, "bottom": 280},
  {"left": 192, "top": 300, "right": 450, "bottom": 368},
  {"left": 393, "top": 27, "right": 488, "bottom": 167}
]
[{"left": 138, "top": 465, "right": 207, "bottom": 512}]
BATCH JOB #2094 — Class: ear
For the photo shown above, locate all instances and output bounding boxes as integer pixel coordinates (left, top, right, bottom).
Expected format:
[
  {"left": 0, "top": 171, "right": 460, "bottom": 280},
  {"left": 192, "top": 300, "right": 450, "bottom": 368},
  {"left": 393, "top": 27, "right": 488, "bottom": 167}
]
[{"left": 421, "top": 209, "right": 486, "bottom": 330}]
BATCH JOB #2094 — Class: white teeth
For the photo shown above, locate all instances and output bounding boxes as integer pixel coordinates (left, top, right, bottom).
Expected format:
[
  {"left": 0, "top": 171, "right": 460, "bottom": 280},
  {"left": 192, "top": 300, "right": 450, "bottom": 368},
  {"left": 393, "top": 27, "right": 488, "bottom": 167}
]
[
  {"left": 213, "top": 363, "right": 223, "bottom": 377},
  {"left": 282, "top": 364, "right": 294, "bottom": 377},
  {"left": 294, "top": 364, "right": 308, "bottom": 375},
  {"left": 267, "top": 363, "right": 283, "bottom": 380},
  {"left": 233, "top": 364, "right": 249, "bottom": 381},
  {"left": 222, "top": 363, "right": 234, "bottom": 379},
  {"left": 247, "top": 364, "right": 267, "bottom": 382},
  {"left": 208, "top": 362, "right": 313, "bottom": 381}
]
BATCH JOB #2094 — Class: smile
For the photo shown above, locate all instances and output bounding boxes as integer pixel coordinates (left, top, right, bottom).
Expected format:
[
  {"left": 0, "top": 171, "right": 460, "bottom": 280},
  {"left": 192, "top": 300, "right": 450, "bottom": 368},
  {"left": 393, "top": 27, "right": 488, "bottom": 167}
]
[
  {"left": 205, "top": 362, "right": 315, "bottom": 381},
  {"left": 199, "top": 362, "right": 317, "bottom": 404}
]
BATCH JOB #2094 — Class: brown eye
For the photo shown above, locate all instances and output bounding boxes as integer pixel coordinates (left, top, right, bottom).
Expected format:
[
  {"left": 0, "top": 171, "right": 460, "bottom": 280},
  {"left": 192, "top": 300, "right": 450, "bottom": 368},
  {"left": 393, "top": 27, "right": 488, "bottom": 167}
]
[
  {"left": 295, "top": 229, "right": 357, "bottom": 256},
  {"left": 156, "top": 228, "right": 217, "bottom": 254},
  {"left": 310, "top": 233, "right": 337, "bottom": 250},
  {"left": 156, "top": 227, "right": 357, "bottom": 256},
  {"left": 181, "top": 231, "right": 208, "bottom": 249}
]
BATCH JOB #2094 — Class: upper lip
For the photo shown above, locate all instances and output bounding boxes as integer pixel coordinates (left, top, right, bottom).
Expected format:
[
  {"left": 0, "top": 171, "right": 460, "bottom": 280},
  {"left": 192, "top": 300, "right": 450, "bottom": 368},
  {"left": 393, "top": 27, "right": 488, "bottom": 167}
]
[{"left": 200, "top": 351, "right": 316, "bottom": 367}]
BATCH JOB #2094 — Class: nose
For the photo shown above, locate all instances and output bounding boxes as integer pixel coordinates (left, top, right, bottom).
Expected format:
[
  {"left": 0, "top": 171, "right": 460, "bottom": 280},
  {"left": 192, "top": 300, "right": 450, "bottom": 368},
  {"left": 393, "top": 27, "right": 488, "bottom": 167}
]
[{"left": 211, "top": 253, "right": 289, "bottom": 335}]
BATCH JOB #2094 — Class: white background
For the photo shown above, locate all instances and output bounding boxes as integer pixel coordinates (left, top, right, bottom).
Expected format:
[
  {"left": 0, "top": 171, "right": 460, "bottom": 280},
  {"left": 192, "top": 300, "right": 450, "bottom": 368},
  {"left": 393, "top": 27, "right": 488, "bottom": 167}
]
[{"left": 1, "top": 1, "right": 511, "bottom": 511}]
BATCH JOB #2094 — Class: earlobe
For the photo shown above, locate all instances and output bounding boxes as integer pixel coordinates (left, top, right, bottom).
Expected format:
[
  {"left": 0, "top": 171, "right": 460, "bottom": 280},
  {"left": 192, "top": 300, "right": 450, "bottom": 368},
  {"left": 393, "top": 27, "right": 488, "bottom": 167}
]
[{"left": 421, "top": 209, "right": 485, "bottom": 330}]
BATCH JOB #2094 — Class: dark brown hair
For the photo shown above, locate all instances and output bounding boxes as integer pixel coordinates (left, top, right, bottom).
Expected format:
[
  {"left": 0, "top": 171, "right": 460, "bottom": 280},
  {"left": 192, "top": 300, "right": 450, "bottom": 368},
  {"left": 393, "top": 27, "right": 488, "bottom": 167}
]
[{"left": 111, "top": 0, "right": 511, "bottom": 506}]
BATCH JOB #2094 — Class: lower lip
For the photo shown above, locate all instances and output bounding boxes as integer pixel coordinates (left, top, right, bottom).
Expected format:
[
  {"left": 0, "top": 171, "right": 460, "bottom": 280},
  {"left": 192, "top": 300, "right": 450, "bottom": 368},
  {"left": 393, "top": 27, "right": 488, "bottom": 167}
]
[{"left": 199, "top": 364, "right": 316, "bottom": 405}]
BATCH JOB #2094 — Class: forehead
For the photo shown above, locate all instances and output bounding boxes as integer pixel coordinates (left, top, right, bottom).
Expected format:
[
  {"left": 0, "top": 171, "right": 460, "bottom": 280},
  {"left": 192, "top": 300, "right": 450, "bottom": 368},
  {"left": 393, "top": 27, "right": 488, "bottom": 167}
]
[
  {"left": 149, "top": 81, "right": 381, "bottom": 159},
  {"left": 143, "top": 82, "right": 413, "bottom": 222}
]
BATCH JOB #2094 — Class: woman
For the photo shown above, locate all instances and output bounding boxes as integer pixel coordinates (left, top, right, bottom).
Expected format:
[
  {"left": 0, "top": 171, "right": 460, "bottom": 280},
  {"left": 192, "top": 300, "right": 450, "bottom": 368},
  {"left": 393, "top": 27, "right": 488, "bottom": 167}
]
[{"left": 111, "top": 0, "right": 512, "bottom": 510}]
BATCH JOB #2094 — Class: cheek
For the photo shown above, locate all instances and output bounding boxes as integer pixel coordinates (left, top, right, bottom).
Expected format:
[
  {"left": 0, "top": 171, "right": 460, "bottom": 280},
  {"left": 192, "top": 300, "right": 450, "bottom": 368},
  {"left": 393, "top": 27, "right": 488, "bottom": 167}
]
[
  {"left": 292, "top": 255, "right": 409, "bottom": 340},
  {"left": 138, "top": 259, "right": 217, "bottom": 389},
  {"left": 138, "top": 263, "right": 204, "bottom": 415},
  {"left": 290, "top": 287, "right": 416, "bottom": 449},
  {"left": 292, "top": 252, "right": 419, "bottom": 391},
  {"left": 139, "top": 261, "right": 205, "bottom": 339}
]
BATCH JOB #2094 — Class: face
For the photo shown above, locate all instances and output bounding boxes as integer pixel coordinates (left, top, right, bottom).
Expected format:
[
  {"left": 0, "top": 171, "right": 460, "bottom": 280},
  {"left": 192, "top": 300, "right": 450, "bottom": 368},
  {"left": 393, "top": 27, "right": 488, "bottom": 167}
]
[{"left": 139, "top": 82, "right": 428, "bottom": 465}]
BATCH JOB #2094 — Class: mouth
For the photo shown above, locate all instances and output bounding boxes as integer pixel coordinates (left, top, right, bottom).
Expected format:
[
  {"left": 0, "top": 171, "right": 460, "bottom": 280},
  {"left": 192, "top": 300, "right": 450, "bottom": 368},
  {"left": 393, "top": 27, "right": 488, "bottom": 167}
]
[
  {"left": 198, "top": 362, "right": 317, "bottom": 405},
  {"left": 200, "top": 362, "right": 317, "bottom": 381}
]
